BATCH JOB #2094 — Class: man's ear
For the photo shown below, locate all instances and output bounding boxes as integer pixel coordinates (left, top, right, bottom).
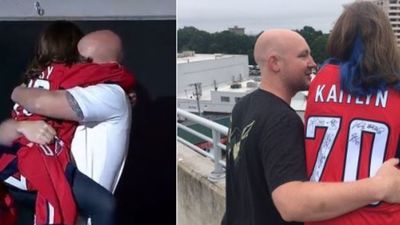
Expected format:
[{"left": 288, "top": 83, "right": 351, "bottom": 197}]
[{"left": 267, "top": 55, "right": 280, "bottom": 72}]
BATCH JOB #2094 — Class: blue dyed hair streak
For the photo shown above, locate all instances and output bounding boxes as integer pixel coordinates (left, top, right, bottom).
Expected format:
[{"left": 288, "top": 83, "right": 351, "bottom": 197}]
[
  {"left": 339, "top": 34, "right": 369, "bottom": 96},
  {"left": 338, "top": 34, "right": 400, "bottom": 96}
]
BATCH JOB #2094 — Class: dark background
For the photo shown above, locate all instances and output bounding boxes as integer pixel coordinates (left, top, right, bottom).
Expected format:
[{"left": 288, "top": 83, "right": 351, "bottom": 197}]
[{"left": 0, "top": 20, "right": 176, "bottom": 224}]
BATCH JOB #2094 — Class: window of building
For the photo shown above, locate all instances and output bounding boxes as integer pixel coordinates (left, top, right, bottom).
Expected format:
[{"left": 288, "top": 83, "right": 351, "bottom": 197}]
[{"left": 221, "top": 96, "right": 230, "bottom": 102}]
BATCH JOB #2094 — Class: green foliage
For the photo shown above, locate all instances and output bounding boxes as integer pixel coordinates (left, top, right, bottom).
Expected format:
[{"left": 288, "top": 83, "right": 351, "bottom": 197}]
[
  {"left": 178, "top": 26, "right": 258, "bottom": 64},
  {"left": 295, "top": 26, "right": 329, "bottom": 64},
  {"left": 178, "top": 26, "right": 329, "bottom": 66},
  {"left": 178, "top": 26, "right": 212, "bottom": 52},
  {"left": 310, "top": 34, "right": 329, "bottom": 65},
  {"left": 295, "top": 26, "right": 322, "bottom": 46}
]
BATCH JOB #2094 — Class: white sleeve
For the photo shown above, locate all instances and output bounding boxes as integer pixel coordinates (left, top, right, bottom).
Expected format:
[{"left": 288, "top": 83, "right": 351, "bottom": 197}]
[{"left": 67, "top": 84, "right": 126, "bottom": 122}]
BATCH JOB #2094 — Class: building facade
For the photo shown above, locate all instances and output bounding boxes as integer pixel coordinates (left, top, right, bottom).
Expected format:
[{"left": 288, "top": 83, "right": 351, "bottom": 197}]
[
  {"left": 177, "top": 52, "right": 308, "bottom": 114},
  {"left": 177, "top": 53, "right": 251, "bottom": 113},
  {"left": 228, "top": 25, "right": 245, "bottom": 35}
]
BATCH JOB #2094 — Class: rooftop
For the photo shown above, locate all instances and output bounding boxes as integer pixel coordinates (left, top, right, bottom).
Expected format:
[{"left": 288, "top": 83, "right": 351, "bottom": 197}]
[
  {"left": 178, "top": 79, "right": 258, "bottom": 100},
  {"left": 177, "top": 53, "right": 235, "bottom": 64}
]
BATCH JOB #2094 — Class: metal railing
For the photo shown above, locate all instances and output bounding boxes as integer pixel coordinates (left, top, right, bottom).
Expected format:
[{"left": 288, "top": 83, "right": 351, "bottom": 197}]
[{"left": 177, "top": 108, "right": 228, "bottom": 181}]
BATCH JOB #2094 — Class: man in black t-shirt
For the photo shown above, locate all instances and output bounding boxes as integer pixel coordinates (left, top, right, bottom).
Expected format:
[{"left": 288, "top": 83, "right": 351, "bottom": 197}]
[{"left": 222, "top": 29, "right": 400, "bottom": 225}]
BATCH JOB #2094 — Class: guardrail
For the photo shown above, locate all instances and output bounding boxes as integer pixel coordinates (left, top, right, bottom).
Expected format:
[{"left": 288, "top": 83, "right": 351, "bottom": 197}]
[{"left": 177, "top": 108, "right": 228, "bottom": 181}]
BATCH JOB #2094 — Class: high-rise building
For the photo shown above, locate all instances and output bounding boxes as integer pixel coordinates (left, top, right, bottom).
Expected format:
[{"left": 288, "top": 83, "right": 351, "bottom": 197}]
[
  {"left": 356, "top": 0, "right": 400, "bottom": 46},
  {"left": 228, "top": 25, "right": 245, "bottom": 35}
]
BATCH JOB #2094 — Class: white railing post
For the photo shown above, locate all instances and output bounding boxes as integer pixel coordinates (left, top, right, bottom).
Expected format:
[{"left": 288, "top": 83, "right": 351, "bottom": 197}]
[
  {"left": 208, "top": 130, "right": 225, "bottom": 181},
  {"left": 177, "top": 108, "right": 228, "bottom": 181}
]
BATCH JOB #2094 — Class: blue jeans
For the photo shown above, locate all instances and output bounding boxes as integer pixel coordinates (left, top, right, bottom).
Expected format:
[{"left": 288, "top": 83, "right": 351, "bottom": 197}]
[{"left": 7, "top": 164, "right": 116, "bottom": 225}]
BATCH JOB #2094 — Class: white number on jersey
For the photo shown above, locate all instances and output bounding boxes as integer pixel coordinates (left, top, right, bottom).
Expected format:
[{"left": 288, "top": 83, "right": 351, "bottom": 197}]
[
  {"left": 13, "top": 79, "right": 51, "bottom": 117},
  {"left": 306, "top": 116, "right": 341, "bottom": 182},
  {"left": 306, "top": 116, "right": 388, "bottom": 182}
]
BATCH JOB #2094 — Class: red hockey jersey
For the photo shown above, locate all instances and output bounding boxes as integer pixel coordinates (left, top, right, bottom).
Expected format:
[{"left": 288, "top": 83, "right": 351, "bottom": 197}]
[
  {"left": 12, "top": 63, "right": 135, "bottom": 225},
  {"left": 305, "top": 64, "right": 400, "bottom": 225}
]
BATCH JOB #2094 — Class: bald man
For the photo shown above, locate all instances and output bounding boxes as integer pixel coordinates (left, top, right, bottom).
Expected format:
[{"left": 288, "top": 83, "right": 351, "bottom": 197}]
[
  {"left": 223, "top": 29, "right": 400, "bottom": 225},
  {"left": 78, "top": 30, "right": 123, "bottom": 63}
]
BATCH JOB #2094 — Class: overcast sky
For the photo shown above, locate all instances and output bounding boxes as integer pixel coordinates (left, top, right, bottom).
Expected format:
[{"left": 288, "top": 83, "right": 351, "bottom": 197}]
[{"left": 178, "top": 0, "right": 355, "bottom": 35}]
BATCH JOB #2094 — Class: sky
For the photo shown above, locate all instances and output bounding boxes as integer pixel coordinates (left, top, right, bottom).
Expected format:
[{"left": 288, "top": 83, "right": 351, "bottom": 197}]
[{"left": 178, "top": 0, "right": 355, "bottom": 35}]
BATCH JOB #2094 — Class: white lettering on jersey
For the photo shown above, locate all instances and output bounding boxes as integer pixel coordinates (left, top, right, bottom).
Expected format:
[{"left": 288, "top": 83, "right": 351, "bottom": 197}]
[
  {"left": 376, "top": 90, "right": 388, "bottom": 107},
  {"left": 315, "top": 85, "right": 325, "bottom": 102},
  {"left": 12, "top": 77, "right": 51, "bottom": 117},
  {"left": 326, "top": 84, "right": 337, "bottom": 102},
  {"left": 314, "top": 84, "right": 388, "bottom": 108},
  {"left": 46, "top": 66, "right": 54, "bottom": 79},
  {"left": 39, "top": 66, "right": 54, "bottom": 79}
]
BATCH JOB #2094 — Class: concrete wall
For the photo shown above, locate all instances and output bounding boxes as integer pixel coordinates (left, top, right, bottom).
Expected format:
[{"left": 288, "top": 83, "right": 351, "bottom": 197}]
[{"left": 178, "top": 142, "right": 226, "bottom": 225}]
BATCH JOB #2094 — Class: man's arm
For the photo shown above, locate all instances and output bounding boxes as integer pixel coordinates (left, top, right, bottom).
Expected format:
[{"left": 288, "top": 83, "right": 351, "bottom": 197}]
[
  {"left": 272, "top": 158, "right": 400, "bottom": 222},
  {"left": 0, "top": 119, "right": 56, "bottom": 146},
  {"left": 11, "top": 84, "right": 127, "bottom": 123},
  {"left": 12, "top": 86, "right": 82, "bottom": 122},
  {"left": 263, "top": 115, "right": 400, "bottom": 222}
]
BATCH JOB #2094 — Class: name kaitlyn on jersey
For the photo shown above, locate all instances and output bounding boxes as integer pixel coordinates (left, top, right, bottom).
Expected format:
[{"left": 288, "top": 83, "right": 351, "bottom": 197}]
[{"left": 314, "top": 84, "right": 388, "bottom": 108}]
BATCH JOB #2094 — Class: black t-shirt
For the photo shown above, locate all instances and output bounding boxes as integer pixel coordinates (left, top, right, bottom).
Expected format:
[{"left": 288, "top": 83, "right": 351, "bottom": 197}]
[{"left": 223, "top": 89, "right": 307, "bottom": 225}]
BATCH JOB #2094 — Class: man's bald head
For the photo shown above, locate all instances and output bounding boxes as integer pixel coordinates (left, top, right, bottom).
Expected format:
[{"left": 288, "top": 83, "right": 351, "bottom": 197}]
[
  {"left": 78, "top": 30, "right": 123, "bottom": 64},
  {"left": 254, "top": 29, "right": 306, "bottom": 70},
  {"left": 253, "top": 29, "right": 315, "bottom": 100}
]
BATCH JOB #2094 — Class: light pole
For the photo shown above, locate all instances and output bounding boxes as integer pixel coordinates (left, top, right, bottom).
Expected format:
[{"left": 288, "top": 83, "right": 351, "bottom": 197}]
[{"left": 190, "top": 82, "right": 202, "bottom": 115}]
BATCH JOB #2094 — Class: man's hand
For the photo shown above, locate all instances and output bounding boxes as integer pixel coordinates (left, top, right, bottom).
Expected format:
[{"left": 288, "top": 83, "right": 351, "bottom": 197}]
[
  {"left": 16, "top": 121, "right": 56, "bottom": 145},
  {"left": 373, "top": 158, "right": 400, "bottom": 203}
]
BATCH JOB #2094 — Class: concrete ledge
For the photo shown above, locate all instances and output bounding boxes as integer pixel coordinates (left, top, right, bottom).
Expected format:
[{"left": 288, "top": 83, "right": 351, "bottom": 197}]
[{"left": 178, "top": 142, "right": 226, "bottom": 225}]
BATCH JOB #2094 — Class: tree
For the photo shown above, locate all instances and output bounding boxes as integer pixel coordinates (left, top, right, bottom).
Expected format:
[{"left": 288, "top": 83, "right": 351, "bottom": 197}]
[
  {"left": 296, "top": 26, "right": 323, "bottom": 46},
  {"left": 310, "top": 34, "right": 329, "bottom": 65},
  {"left": 210, "top": 31, "right": 249, "bottom": 54},
  {"left": 178, "top": 26, "right": 211, "bottom": 52},
  {"left": 295, "top": 26, "right": 328, "bottom": 65},
  {"left": 177, "top": 26, "right": 328, "bottom": 66}
]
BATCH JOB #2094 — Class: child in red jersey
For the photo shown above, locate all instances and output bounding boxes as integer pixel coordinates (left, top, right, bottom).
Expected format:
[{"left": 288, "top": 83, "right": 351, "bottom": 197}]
[{"left": 1, "top": 21, "right": 135, "bottom": 225}]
